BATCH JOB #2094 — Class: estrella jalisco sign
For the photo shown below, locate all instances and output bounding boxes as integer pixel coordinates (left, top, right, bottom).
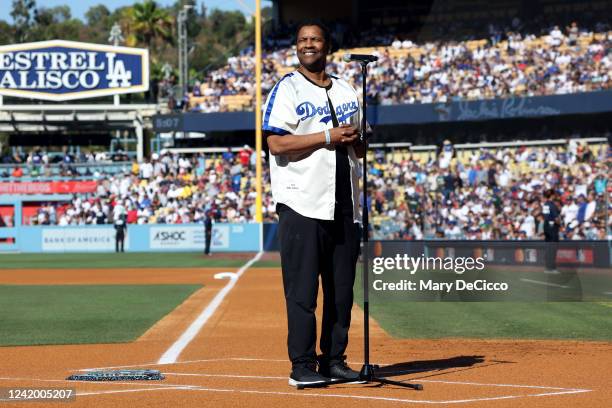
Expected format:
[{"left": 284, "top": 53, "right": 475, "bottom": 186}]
[{"left": 0, "top": 40, "right": 149, "bottom": 101}]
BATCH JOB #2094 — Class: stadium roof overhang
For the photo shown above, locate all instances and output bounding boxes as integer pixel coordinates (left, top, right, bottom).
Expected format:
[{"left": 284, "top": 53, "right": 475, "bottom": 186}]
[
  {"left": 0, "top": 103, "right": 159, "bottom": 161},
  {"left": 0, "top": 104, "right": 157, "bottom": 132}
]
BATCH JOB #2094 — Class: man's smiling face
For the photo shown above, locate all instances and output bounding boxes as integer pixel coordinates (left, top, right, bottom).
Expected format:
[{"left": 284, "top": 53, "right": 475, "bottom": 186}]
[{"left": 296, "top": 25, "right": 328, "bottom": 71}]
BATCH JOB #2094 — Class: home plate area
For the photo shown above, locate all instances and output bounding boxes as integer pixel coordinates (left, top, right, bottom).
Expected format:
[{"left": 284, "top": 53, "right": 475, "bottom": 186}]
[{"left": 24, "top": 357, "right": 586, "bottom": 405}]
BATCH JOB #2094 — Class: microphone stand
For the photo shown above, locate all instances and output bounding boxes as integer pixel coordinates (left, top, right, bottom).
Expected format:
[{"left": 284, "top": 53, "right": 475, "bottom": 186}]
[{"left": 298, "top": 60, "right": 422, "bottom": 391}]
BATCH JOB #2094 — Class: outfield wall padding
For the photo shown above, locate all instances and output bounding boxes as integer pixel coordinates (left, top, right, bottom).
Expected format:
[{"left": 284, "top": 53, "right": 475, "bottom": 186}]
[{"left": 2, "top": 223, "right": 260, "bottom": 253}]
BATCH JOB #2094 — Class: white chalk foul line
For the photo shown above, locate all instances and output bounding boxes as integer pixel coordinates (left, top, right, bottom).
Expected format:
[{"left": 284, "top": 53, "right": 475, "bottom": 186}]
[{"left": 157, "top": 251, "right": 263, "bottom": 365}]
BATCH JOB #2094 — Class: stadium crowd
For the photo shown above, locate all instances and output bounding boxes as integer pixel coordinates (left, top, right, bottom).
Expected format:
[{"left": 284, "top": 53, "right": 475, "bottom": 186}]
[
  {"left": 368, "top": 140, "right": 610, "bottom": 240},
  {"left": 0, "top": 148, "right": 133, "bottom": 179},
  {"left": 183, "top": 22, "right": 611, "bottom": 112},
  {"left": 22, "top": 140, "right": 610, "bottom": 241},
  {"left": 26, "top": 146, "right": 274, "bottom": 226}
]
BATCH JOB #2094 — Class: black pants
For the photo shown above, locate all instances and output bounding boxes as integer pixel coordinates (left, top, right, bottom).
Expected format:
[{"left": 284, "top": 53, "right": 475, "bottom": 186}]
[
  {"left": 204, "top": 232, "right": 212, "bottom": 255},
  {"left": 277, "top": 204, "right": 360, "bottom": 366},
  {"left": 544, "top": 222, "right": 559, "bottom": 270},
  {"left": 115, "top": 233, "right": 125, "bottom": 253}
]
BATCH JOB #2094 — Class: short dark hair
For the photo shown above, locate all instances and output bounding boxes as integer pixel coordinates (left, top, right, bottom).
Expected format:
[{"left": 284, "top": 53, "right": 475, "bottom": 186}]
[{"left": 294, "top": 19, "right": 332, "bottom": 49}]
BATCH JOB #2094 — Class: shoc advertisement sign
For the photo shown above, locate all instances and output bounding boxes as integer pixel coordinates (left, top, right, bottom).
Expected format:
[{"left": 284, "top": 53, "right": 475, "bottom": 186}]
[
  {"left": 149, "top": 225, "right": 230, "bottom": 251},
  {"left": 0, "top": 40, "right": 149, "bottom": 101}
]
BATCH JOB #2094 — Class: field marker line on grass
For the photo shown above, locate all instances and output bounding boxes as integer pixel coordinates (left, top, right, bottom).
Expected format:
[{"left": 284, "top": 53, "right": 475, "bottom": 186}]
[
  {"left": 520, "top": 278, "right": 570, "bottom": 289},
  {"left": 157, "top": 251, "right": 263, "bottom": 365}
]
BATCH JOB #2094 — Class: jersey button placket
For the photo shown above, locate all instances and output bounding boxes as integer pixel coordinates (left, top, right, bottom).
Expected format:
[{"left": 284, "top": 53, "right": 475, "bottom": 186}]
[{"left": 328, "top": 132, "right": 336, "bottom": 217}]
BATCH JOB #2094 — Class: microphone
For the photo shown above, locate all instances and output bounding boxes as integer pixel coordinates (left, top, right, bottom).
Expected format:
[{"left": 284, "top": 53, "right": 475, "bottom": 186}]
[{"left": 343, "top": 53, "right": 378, "bottom": 63}]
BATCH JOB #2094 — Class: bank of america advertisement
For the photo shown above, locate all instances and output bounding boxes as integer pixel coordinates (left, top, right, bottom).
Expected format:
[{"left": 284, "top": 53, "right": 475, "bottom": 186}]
[
  {"left": 150, "top": 225, "right": 230, "bottom": 250},
  {"left": 0, "top": 40, "right": 149, "bottom": 101},
  {"left": 42, "top": 227, "right": 124, "bottom": 252}
]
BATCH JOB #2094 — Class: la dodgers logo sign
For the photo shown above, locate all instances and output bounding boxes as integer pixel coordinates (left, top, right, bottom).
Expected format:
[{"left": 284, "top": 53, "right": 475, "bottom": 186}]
[{"left": 0, "top": 40, "right": 149, "bottom": 101}]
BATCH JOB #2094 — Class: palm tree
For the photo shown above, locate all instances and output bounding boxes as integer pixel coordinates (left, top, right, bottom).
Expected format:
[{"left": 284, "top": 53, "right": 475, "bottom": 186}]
[{"left": 131, "top": 0, "right": 173, "bottom": 49}]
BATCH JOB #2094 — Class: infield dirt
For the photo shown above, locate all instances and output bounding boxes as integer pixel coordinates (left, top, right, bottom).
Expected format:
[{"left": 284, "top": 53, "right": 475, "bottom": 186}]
[{"left": 0, "top": 265, "right": 610, "bottom": 407}]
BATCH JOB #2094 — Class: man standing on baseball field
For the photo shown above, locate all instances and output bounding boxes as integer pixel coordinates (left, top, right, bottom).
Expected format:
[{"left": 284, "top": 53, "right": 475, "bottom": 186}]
[{"left": 263, "top": 20, "right": 365, "bottom": 387}]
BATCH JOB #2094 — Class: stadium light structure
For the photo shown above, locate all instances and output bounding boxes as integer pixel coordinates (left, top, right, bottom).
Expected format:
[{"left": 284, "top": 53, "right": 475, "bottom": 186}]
[
  {"left": 108, "top": 23, "right": 125, "bottom": 106},
  {"left": 178, "top": 5, "right": 194, "bottom": 100}
]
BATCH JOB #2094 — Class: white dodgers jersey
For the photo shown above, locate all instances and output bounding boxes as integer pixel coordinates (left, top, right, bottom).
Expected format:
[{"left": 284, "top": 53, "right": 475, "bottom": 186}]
[{"left": 262, "top": 71, "right": 362, "bottom": 222}]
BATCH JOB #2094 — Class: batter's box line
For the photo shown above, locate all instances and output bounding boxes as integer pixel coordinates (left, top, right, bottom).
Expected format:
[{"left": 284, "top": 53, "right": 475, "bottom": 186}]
[
  {"left": 417, "top": 379, "right": 587, "bottom": 391},
  {"left": 0, "top": 374, "right": 592, "bottom": 405},
  {"left": 155, "top": 373, "right": 593, "bottom": 395},
  {"left": 75, "top": 356, "right": 427, "bottom": 372},
  {"left": 58, "top": 383, "right": 598, "bottom": 404},
  {"left": 164, "top": 372, "right": 286, "bottom": 380},
  {"left": 75, "top": 357, "right": 288, "bottom": 371}
]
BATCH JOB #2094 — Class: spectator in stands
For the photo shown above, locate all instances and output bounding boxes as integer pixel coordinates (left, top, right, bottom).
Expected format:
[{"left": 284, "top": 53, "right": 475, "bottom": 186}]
[
  {"left": 14, "top": 137, "right": 606, "bottom": 241},
  {"left": 238, "top": 145, "right": 252, "bottom": 168},
  {"left": 222, "top": 148, "right": 234, "bottom": 162},
  {"left": 192, "top": 81, "right": 202, "bottom": 97},
  {"left": 185, "top": 19, "right": 610, "bottom": 112},
  {"left": 140, "top": 158, "right": 154, "bottom": 179}
]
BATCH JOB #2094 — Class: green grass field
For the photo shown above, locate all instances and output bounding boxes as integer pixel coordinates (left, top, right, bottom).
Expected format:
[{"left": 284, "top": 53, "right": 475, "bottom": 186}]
[
  {"left": 354, "top": 269, "right": 612, "bottom": 341},
  {"left": 0, "top": 284, "right": 201, "bottom": 346},
  {"left": 1, "top": 254, "right": 609, "bottom": 346},
  {"left": 0, "top": 252, "right": 280, "bottom": 269},
  {"left": 366, "top": 302, "right": 612, "bottom": 341}
]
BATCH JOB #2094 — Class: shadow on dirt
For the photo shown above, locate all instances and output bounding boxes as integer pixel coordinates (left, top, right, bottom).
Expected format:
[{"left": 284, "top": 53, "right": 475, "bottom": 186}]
[{"left": 375, "top": 355, "right": 514, "bottom": 380}]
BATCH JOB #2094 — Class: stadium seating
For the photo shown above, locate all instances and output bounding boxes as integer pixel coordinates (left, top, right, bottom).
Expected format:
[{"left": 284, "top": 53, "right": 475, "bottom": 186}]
[
  {"left": 13, "top": 138, "right": 608, "bottom": 242},
  {"left": 185, "top": 23, "right": 611, "bottom": 112}
]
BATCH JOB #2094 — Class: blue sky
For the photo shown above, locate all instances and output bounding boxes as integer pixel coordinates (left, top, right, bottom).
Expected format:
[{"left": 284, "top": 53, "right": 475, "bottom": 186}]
[{"left": 0, "top": 0, "right": 270, "bottom": 23}]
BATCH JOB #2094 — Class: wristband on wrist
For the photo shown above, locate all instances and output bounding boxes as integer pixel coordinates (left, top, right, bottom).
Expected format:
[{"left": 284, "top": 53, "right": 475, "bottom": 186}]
[{"left": 324, "top": 128, "right": 331, "bottom": 145}]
